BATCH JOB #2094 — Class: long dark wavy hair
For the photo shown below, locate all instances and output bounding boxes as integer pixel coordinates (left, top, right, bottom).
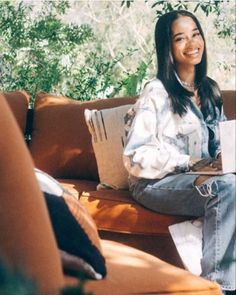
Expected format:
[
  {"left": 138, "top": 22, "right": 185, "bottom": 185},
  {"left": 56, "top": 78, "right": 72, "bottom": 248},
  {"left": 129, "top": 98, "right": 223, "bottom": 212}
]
[{"left": 155, "top": 10, "right": 222, "bottom": 118}]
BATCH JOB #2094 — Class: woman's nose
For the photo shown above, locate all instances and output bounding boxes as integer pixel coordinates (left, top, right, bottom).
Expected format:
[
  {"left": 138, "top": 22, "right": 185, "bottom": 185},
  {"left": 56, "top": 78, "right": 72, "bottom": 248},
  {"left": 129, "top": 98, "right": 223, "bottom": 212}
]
[{"left": 186, "top": 37, "right": 196, "bottom": 48}]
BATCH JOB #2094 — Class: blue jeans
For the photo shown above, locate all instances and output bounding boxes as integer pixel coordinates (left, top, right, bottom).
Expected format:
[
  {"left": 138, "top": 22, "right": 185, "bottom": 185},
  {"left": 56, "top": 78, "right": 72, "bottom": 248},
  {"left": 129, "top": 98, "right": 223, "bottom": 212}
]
[{"left": 131, "top": 173, "right": 236, "bottom": 292}]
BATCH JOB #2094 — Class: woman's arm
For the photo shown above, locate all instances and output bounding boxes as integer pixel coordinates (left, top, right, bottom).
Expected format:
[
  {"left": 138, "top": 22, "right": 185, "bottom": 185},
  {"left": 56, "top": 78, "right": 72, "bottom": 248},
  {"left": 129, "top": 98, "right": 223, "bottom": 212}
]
[{"left": 123, "top": 83, "right": 190, "bottom": 179}]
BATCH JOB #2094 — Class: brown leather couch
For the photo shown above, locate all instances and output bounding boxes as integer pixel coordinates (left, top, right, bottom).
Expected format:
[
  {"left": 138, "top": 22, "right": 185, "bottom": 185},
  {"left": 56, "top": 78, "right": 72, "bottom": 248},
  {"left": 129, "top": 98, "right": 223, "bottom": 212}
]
[
  {"left": 28, "top": 90, "right": 236, "bottom": 266},
  {"left": 1, "top": 89, "right": 234, "bottom": 294}
]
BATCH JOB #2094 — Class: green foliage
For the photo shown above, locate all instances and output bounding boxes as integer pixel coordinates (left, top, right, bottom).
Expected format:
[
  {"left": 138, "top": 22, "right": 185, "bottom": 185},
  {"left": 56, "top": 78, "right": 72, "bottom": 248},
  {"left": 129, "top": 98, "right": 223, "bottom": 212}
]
[
  {"left": 122, "top": 0, "right": 235, "bottom": 41},
  {"left": 115, "top": 55, "right": 153, "bottom": 97},
  {"left": 0, "top": 0, "right": 148, "bottom": 103},
  {"left": 3, "top": 0, "right": 233, "bottom": 103},
  {"left": 123, "top": 60, "right": 150, "bottom": 96},
  {"left": 0, "top": 0, "right": 93, "bottom": 102},
  {"left": 61, "top": 49, "right": 129, "bottom": 101}
]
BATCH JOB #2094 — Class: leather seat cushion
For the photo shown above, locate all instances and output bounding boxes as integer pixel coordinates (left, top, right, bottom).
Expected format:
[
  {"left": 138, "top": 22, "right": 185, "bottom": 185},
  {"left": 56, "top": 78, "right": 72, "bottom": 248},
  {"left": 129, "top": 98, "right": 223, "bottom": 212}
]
[
  {"left": 59, "top": 179, "right": 189, "bottom": 235},
  {"left": 65, "top": 239, "right": 221, "bottom": 295}
]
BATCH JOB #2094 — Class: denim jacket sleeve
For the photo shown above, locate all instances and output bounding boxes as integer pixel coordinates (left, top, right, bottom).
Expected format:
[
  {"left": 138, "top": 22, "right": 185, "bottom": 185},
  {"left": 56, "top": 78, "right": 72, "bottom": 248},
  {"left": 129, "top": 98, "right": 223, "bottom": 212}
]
[
  {"left": 206, "top": 104, "right": 226, "bottom": 158},
  {"left": 123, "top": 80, "right": 190, "bottom": 179}
]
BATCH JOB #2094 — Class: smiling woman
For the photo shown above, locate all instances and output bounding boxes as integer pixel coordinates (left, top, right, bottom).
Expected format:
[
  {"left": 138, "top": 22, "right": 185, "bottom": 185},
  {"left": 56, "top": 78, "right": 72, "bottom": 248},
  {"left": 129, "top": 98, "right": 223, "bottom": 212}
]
[{"left": 123, "top": 10, "right": 236, "bottom": 295}]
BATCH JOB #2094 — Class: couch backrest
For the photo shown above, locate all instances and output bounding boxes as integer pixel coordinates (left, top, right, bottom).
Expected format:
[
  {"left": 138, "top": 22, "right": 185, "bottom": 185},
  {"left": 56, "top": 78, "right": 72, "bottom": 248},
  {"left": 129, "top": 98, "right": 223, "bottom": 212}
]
[
  {"left": 29, "top": 92, "right": 137, "bottom": 180},
  {"left": 5, "top": 90, "right": 235, "bottom": 181}
]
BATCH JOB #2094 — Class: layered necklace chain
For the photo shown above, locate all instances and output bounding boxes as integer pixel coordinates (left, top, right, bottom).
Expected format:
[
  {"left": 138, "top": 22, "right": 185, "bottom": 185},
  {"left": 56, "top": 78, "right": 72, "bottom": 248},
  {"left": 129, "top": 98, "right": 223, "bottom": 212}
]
[
  {"left": 180, "top": 80, "right": 196, "bottom": 92},
  {"left": 180, "top": 79, "right": 200, "bottom": 107}
]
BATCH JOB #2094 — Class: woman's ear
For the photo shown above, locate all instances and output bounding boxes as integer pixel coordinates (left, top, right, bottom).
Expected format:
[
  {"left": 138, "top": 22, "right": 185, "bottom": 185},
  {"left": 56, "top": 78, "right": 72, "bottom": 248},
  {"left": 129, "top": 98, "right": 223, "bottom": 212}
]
[{"left": 0, "top": 95, "right": 64, "bottom": 294}]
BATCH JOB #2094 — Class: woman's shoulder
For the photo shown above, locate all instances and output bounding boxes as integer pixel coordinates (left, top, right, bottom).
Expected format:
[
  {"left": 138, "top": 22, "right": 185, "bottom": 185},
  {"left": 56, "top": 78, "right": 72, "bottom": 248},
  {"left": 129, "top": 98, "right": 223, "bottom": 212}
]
[
  {"left": 138, "top": 78, "right": 169, "bottom": 108},
  {"left": 124, "top": 79, "right": 169, "bottom": 134},
  {"left": 143, "top": 78, "right": 167, "bottom": 94}
]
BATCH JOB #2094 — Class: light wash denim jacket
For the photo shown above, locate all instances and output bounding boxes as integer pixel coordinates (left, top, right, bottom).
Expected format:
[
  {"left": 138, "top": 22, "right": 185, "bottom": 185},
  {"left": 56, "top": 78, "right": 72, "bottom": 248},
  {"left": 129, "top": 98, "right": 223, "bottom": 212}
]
[{"left": 123, "top": 79, "right": 225, "bottom": 182}]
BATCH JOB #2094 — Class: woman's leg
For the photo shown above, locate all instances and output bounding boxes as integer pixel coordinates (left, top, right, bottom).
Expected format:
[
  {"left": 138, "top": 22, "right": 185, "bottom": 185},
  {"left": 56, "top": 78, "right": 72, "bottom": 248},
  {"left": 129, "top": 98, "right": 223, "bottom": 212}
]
[
  {"left": 199, "top": 174, "right": 235, "bottom": 292},
  {"left": 132, "top": 174, "right": 206, "bottom": 217},
  {"left": 0, "top": 95, "right": 64, "bottom": 294},
  {"left": 132, "top": 173, "right": 236, "bottom": 292}
]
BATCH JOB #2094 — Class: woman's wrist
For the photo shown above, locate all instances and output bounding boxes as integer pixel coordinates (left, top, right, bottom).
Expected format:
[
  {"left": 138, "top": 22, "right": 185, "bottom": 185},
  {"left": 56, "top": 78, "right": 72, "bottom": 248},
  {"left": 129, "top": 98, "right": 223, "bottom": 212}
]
[{"left": 188, "top": 157, "right": 202, "bottom": 170}]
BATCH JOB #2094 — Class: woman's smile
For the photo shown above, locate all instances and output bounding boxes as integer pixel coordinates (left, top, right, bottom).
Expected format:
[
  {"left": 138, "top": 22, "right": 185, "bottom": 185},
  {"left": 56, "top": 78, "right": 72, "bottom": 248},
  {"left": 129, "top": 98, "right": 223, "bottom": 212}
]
[{"left": 184, "top": 49, "right": 200, "bottom": 56}]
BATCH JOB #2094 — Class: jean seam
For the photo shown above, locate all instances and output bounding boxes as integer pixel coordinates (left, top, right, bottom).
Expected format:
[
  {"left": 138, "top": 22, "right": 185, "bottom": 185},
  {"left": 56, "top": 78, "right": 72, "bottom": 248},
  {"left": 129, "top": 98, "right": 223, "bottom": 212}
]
[
  {"left": 146, "top": 185, "right": 194, "bottom": 191},
  {"left": 215, "top": 194, "right": 221, "bottom": 283},
  {"left": 204, "top": 185, "right": 235, "bottom": 291}
]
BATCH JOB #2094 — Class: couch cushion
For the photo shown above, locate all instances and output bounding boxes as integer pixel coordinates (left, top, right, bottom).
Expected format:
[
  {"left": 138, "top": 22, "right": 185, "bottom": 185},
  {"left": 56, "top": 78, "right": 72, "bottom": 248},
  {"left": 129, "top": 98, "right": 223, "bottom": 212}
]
[
  {"left": 84, "top": 104, "right": 132, "bottom": 190},
  {"left": 30, "top": 92, "right": 136, "bottom": 179},
  {"left": 80, "top": 190, "right": 188, "bottom": 235},
  {"left": 2, "top": 91, "right": 30, "bottom": 133},
  {"left": 58, "top": 179, "right": 99, "bottom": 199},
  {"left": 45, "top": 192, "right": 106, "bottom": 279},
  {"left": 83, "top": 240, "right": 221, "bottom": 295},
  {"left": 58, "top": 179, "right": 188, "bottom": 235},
  {"left": 65, "top": 241, "right": 221, "bottom": 294}
]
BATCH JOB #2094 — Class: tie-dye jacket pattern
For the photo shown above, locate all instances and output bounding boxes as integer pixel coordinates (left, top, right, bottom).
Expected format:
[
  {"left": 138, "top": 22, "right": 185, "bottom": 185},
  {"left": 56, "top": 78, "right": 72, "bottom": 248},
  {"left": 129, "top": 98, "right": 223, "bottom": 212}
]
[{"left": 123, "top": 79, "right": 225, "bottom": 181}]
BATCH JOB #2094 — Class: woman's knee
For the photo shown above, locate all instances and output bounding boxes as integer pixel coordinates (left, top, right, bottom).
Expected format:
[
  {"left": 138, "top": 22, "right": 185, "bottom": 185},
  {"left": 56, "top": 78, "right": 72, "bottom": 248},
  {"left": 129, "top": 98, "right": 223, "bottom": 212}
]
[
  {"left": 195, "top": 174, "right": 235, "bottom": 200},
  {"left": 217, "top": 174, "right": 236, "bottom": 193},
  {"left": 217, "top": 174, "right": 236, "bottom": 204}
]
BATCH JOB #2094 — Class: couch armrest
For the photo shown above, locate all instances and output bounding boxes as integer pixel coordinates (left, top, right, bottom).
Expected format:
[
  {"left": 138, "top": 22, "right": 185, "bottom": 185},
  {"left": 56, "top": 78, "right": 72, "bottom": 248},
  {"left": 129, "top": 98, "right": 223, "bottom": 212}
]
[{"left": 0, "top": 94, "right": 64, "bottom": 294}]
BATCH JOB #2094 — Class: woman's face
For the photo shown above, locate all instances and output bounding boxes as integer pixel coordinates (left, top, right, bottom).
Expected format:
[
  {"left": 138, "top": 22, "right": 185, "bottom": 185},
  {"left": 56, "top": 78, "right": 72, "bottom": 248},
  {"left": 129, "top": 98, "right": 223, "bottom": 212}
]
[{"left": 171, "top": 16, "right": 204, "bottom": 69}]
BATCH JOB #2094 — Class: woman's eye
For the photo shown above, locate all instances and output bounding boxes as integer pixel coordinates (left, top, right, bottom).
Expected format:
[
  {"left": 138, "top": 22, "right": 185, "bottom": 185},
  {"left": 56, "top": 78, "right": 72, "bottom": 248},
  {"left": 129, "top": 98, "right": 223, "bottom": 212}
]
[
  {"left": 193, "top": 32, "right": 201, "bottom": 38},
  {"left": 175, "top": 37, "right": 184, "bottom": 42}
]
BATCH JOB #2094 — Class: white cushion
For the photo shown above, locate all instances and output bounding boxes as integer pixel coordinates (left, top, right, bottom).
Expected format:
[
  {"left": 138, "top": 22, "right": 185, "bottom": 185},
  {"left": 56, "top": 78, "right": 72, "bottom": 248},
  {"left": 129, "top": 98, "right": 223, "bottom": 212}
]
[
  {"left": 84, "top": 104, "right": 132, "bottom": 190},
  {"left": 35, "top": 168, "right": 64, "bottom": 196}
]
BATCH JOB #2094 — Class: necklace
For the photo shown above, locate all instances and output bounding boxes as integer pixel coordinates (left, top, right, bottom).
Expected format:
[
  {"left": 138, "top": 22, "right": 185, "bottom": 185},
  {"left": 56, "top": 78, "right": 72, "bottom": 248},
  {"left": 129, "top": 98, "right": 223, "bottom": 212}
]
[{"left": 180, "top": 80, "right": 195, "bottom": 91}]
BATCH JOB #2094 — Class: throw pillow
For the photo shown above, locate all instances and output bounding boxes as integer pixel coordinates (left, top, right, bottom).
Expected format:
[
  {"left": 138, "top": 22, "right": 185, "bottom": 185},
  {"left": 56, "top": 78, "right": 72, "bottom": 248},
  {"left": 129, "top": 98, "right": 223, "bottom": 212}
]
[
  {"left": 84, "top": 104, "right": 132, "bottom": 190},
  {"left": 35, "top": 168, "right": 106, "bottom": 279}
]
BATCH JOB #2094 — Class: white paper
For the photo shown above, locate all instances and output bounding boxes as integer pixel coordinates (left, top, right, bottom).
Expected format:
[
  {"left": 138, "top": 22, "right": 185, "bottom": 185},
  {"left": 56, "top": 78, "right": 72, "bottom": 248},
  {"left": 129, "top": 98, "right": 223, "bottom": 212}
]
[{"left": 169, "top": 218, "right": 203, "bottom": 276}]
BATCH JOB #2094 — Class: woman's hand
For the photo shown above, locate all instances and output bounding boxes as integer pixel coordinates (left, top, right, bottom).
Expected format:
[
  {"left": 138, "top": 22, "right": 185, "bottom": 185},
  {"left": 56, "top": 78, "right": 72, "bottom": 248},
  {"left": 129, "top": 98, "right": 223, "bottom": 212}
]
[
  {"left": 208, "top": 158, "right": 222, "bottom": 171},
  {"left": 190, "top": 158, "right": 222, "bottom": 172},
  {"left": 191, "top": 157, "right": 222, "bottom": 186}
]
